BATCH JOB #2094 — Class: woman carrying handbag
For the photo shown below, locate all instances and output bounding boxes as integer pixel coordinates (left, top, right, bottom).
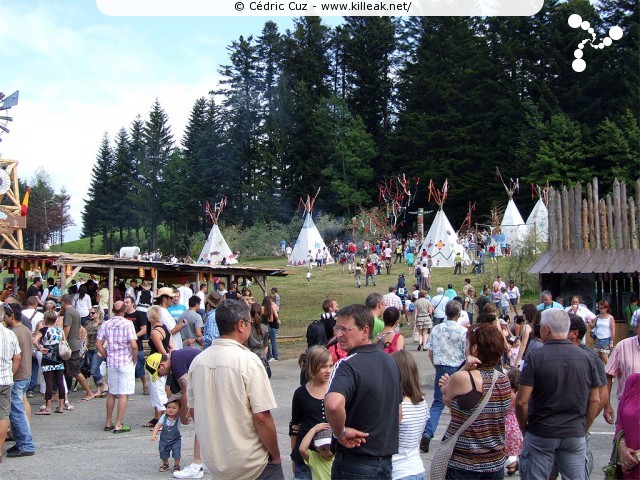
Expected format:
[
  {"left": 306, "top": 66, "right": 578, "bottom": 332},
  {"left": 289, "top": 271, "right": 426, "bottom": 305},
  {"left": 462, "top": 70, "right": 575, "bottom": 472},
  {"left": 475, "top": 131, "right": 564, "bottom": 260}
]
[{"left": 431, "top": 323, "right": 511, "bottom": 480}]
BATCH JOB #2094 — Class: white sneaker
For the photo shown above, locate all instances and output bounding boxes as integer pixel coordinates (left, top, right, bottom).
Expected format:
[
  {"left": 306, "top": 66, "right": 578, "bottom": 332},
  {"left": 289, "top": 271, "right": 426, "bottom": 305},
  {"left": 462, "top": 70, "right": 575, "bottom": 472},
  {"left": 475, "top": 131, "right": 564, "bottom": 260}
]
[
  {"left": 173, "top": 463, "right": 204, "bottom": 479},
  {"left": 268, "top": 358, "right": 278, "bottom": 363}
]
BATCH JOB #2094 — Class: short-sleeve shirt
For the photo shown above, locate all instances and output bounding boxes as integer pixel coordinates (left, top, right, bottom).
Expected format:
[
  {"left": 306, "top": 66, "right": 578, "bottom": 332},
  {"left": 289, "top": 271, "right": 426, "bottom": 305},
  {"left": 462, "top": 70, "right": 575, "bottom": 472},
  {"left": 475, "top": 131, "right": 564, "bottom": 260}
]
[
  {"left": 425, "top": 320, "right": 467, "bottom": 367},
  {"left": 0, "top": 325, "right": 21, "bottom": 386},
  {"left": 63, "top": 306, "right": 83, "bottom": 352},
  {"left": 327, "top": 343, "right": 402, "bottom": 457},
  {"left": 578, "top": 344, "right": 607, "bottom": 387},
  {"left": 124, "top": 310, "right": 146, "bottom": 351},
  {"left": 431, "top": 295, "right": 448, "bottom": 319},
  {"left": 520, "top": 339, "right": 600, "bottom": 437},
  {"left": 170, "top": 348, "right": 201, "bottom": 383},
  {"left": 161, "top": 307, "right": 182, "bottom": 351},
  {"left": 96, "top": 316, "right": 137, "bottom": 368},
  {"left": 10, "top": 324, "right": 32, "bottom": 381},
  {"left": 178, "top": 309, "right": 204, "bottom": 341},
  {"left": 605, "top": 335, "right": 640, "bottom": 401},
  {"left": 188, "top": 338, "right": 277, "bottom": 479},
  {"left": 304, "top": 451, "right": 332, "bottom": 480},
  {"left": 26, "top": 284, "right": 40, "bottom": 299}
]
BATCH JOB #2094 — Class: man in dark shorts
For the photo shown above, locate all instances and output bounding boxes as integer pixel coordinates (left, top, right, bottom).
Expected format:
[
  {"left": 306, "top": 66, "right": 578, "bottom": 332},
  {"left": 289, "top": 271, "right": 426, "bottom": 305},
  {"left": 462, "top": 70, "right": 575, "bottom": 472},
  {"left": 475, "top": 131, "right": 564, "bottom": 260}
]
[
  {"left": 124, "top": 295, "right": 148, "bottom": 395},
  {"left": 325, "top": 304, "right": 402, "bottom": 480},
  {"left": 61, "top": 294, "right": 94, "bottom": 401}
]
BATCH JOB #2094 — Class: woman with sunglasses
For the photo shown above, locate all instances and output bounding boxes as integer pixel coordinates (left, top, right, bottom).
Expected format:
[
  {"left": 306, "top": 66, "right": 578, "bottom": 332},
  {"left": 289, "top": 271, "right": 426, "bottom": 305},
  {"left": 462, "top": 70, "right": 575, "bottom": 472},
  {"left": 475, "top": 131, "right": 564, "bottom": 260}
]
[
  {"left": 85, "top": 307, "right": 109, "bottom": 397},
  {"left": 588, "top": 300, "right": 616, "bottom": 364}
]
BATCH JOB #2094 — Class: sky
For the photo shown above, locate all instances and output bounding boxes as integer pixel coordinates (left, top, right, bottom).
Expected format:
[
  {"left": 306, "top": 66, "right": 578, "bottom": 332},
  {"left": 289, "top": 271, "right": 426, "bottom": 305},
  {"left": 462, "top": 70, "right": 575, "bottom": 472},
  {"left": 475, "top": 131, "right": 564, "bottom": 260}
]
[{"left": 0, "top": 1, "right": 315, "bottom": 242}]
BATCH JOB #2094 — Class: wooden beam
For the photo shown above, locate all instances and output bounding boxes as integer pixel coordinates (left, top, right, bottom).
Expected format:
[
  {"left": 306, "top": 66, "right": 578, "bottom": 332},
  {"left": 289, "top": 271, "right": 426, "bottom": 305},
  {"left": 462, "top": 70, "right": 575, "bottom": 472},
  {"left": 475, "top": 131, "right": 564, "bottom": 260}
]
[
  {"left": 64, "top": 266, "right": 83, "bottom": 286},
  {"left": 108, "top": 267, "right": 114, "bottom": 318}
]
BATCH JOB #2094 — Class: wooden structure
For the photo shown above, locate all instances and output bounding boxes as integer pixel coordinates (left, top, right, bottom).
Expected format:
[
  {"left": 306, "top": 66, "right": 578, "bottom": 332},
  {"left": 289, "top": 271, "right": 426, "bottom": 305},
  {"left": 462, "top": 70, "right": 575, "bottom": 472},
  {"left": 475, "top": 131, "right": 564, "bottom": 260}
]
[
  {"left": 0, "top": 159, "right": 26, "bottom": 250},
  {"left": 529, "top": 178, "right": 640, "bottom": 344},
  {"left": 0, "top": 249, "right": 287, "bottom": 314}
]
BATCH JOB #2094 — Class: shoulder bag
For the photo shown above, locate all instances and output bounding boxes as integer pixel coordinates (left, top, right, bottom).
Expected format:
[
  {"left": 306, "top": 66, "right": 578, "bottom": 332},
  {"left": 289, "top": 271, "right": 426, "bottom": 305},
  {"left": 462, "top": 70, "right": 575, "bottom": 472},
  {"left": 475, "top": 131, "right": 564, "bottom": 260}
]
[
  {"left": 58, "top": 329, "right": 72, "bottom": 361},
  {"left": 602, "top": 429, "right": 624, "bottom": 480},
  {"left": 430, "top": 369, "right": 500, "bottom": 480}
]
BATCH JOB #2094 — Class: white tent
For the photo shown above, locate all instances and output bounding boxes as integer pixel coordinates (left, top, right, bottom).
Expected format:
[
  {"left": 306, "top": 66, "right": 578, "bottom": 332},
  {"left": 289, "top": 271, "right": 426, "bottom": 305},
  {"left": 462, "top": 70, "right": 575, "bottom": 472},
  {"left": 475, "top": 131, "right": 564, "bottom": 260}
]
[
  {"left": 526, "top": 198, "right": 549, "bottom": 242},
  {"left": 500, "top": 199, "right": 529, "bottom": 246},
  {"left": 418, "top": 209, "right": 469, "bottom": 268},
  {"left": 287, "top": 213, "right": 334, "bottom": 266},
  {"left": 197, "top": 223, "right": 237, "bottom": 265}
]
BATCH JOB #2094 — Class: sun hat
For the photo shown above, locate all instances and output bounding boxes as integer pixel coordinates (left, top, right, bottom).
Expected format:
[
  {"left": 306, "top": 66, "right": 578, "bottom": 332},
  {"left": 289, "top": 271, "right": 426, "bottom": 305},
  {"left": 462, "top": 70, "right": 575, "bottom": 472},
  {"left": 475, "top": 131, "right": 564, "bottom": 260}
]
[
  {"left": 206, "top": 290, "right": 223, "bottom": 308},
  {"left": 154, "top": 287, "right": 175, "bottom": 299}
]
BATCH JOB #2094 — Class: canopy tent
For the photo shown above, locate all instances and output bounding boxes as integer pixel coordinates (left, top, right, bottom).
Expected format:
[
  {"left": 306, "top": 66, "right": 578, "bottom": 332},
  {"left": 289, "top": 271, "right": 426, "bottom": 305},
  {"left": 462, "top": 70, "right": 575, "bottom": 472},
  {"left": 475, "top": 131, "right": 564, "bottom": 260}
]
[
  {"left": 501, "top": 199, "right": 529, "bottom": 246},
  {"left": 197, "top": 197, "right": 237, "bottom": 265},
  {"left": 287, "top": 189, "right": 334, "bottom": 267},
  {"left": 419, "top": 209, "right": 470, "bottom": 268},
  {"left": 526, "top": 198, "right": 549, "bottom": 242},
  {"left": 197, "top": 223, "right": 237, "bottom": 265}
]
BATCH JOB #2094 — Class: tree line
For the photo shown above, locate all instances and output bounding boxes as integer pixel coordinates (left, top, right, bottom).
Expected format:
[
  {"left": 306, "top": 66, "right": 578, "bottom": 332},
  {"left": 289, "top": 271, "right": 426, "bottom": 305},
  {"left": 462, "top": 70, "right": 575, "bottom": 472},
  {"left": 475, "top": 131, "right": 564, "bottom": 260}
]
[{"left": 81, "top": 0, "right": 639, "bottom": 254}]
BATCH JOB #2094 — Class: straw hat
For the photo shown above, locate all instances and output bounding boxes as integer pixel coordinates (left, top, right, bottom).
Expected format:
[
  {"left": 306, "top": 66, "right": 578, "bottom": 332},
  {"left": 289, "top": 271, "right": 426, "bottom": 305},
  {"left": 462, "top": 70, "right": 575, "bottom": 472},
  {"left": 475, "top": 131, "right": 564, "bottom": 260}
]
[
  {"left": 141, "top": 280, "right": 151, "bottom": 290},
  {"left": 154, "top": 287, "right": 176, "bottom": 299}
]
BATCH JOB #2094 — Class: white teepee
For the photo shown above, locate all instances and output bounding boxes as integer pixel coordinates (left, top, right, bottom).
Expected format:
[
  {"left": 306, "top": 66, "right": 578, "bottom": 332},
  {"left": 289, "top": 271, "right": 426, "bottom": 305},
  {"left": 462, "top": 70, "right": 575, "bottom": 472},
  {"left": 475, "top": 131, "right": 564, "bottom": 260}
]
[
  {"left": 198, "top": 197, "right": 237, "bottom": 265},
  {"left": 526, "top": 198, "right": 549, "bottom": 242},
  {"left": 501, "top": 199, "right": 529, "bottom": 246},
  {"left": 198, "top": 223, "right": 237, "bottom": 265},
  {"left": 419, "top": 209, "right": 469, "bottom": 268},
  {"left": 288, "top": 190, "right": 334, "bottom": 267},
  {"left": 287, "top": 213, "right": 334, "bottom": 266}
]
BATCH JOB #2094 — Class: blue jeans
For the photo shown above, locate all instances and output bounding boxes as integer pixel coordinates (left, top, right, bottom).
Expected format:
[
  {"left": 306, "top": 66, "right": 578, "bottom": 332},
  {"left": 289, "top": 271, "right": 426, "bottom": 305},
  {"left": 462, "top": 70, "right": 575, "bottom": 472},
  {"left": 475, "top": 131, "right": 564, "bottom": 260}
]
[
  {"left": 86, "top": 349, "right": 104, "bottom": 385},
  {"left": 268, "top": 327, "right": 279, "bottom": 360},
  {"left": 28, "top": 356, "right": 38, "bottom": 391},
  {"left": 521, "top": 432, "right": 587, "bottom": 480},
  {"left": 135, "top": 351, "right": 146, "bottom": 378},
  {"left": 292, "top": 460, "right": 312, "bottom": 480},
  {"left": 10, "top": 378, "right": 36, "bottom": 453},
  {"left": 396, "top": 474, "right": 426, "bottom": 480},
  {"left": 332, "top": 452, "right": 392, "bottom": 480},
  {"left": 366, "top": 273, "right": 376, "bottom": 286},
  {"left": 423, "top": 364, "right": 460, "bottom": 439}
]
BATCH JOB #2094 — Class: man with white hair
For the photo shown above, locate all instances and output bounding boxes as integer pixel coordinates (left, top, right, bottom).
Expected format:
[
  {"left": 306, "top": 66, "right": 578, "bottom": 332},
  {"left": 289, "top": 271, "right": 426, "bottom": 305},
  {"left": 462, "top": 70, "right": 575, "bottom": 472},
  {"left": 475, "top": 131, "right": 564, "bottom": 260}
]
[
  {"left": 430, "top": 287, "right": 448, "bottom": 326},
  {"left": 516, "top": 309, "right": 600, "bottom": 480}
]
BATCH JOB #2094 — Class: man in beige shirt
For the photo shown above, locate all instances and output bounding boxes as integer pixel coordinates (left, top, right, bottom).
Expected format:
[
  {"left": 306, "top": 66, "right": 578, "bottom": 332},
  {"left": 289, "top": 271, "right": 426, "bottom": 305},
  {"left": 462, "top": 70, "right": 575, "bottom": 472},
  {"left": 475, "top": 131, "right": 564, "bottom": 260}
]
[{"left": 187, "top": 299, "right": 282, "bottom": 479}]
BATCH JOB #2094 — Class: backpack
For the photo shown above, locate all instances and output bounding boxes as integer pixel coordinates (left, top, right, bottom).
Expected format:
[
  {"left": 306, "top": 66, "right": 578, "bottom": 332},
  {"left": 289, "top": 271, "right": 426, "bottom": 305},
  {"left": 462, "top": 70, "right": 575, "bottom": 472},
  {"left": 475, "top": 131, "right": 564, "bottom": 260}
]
[
  {"left": 415, "top": 266, "right": 421, "bottom": 277},
  {"left": 306, "top": 320, "right": 328, "bottom": 347},
  {"left": 377, "top": 332, "right": 401, "bottom": 354}
]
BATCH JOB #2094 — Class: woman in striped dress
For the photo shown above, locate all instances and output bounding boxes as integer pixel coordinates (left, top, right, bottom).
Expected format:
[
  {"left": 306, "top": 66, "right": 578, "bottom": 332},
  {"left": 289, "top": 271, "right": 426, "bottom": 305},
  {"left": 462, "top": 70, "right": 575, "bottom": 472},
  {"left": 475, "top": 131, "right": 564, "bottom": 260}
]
[
  {"left": 391, "top": 350, "right": 429, "bottom": 480},
  {"left": 439, "top": 323, "right": 512, "bottom": 479}
]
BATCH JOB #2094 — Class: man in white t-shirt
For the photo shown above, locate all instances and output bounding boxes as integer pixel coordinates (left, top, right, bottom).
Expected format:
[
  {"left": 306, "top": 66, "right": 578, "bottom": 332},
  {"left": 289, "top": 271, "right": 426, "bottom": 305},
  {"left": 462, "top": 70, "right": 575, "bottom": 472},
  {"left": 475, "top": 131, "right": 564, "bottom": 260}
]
[
  {"left": 155, "top": 288, "right": 184, "bottom": 351},
  {"left": 177, "top": 279, "right": 193, "bottom": 309},
  {"left": 125, "top": 280, "right": 137, "bottom": 304},
  {"left": 23, "top": 296, "right": 44, "bottom": 397}
]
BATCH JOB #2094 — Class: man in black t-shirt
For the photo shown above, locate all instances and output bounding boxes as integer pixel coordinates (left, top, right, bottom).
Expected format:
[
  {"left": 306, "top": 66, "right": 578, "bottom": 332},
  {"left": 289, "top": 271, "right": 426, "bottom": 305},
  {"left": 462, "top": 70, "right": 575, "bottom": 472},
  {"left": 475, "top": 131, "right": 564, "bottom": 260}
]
[
  {"left": 516, "top": 309, "right": 600, "bottom": 480},
  {"left": 123, "top": 295, "right": 148, "bottom": 395},
  {"left": 26, "top": 278, "right": 43, "bottom": 307},
  {"left": 325, "top": 304, "right": 402, "bottom": 480}
]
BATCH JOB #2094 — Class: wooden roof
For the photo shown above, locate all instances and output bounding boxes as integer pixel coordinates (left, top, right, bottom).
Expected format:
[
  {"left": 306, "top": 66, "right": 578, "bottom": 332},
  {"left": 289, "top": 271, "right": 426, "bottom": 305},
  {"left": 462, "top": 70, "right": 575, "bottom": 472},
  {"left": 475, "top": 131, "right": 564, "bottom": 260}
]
[{"left": 528, "top": 249, "right": 640, "bottom": 274}]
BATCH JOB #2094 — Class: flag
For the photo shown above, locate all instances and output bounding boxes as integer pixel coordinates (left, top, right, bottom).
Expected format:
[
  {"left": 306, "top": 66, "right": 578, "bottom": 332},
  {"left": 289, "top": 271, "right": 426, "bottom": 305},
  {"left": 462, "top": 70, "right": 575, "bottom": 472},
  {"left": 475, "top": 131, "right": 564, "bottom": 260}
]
[{"left": 20, "top": 187, "right": 30, "bottom": 216}]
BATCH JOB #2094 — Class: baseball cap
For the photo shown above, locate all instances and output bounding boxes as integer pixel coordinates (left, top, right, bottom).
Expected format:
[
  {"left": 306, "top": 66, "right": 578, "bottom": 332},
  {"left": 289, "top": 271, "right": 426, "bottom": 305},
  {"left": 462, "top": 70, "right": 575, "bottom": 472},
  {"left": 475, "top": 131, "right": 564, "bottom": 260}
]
[{"left": 145, "top": 353, "right": 163, "bottom": 382}]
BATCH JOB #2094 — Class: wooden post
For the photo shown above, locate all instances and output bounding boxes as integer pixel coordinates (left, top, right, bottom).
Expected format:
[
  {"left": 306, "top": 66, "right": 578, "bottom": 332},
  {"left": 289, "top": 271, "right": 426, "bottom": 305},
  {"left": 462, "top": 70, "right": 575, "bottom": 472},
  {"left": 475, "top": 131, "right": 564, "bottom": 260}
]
[
  {"left": 637, "top": 179, "right": 640, "bottom": 236},
  {"left": 613, "top": 179, "right": 623, "bottom": 249},
  {"left": 593, "top": 178, "right": 601, "bottom": 249},
  {"left": 587, "top": 183, "right": 595, "bottom": 249},
  {"left": 600, "top": 199, "right": 609, "bottom": 249},
  {"left": 574, "top": 183, "right": 582, "bottom": 250},
  {"left": 562, "top": 187, "right": 570, "bottom": 250},
  {"left": 549, "top": 188, "right": 558, "bottom": 250},
  {"left": 630, "top": 197, "right": 639, "bottom": 250},
  {"left": 620, "top": 181, "right": 629, "bottom": 249},
  {"left": 108, "top": 267, "right": 114, "bottom": 318},
  {"left": 606, "top": 194, "right": 615, "bottom": 249},
  {"left": 582, "top": 199, "right": 589, "bottom": 249}
]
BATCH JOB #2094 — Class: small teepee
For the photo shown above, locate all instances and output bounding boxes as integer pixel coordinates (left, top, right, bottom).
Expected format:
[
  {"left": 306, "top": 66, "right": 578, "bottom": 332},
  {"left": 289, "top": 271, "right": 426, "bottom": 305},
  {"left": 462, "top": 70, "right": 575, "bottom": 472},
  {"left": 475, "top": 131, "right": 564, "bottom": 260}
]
[
  {"left": 496, "top": 169, "right": 529, "bottom": 246},
  {"left": 418, "top": 180, "right": 469, "bottom": 268},
  {"left": 288, "top": 190, "right": 334, "bottom": 267},
  {"left": 526, "top": 185, "right": 549, "bottom": 242},
  {"left": 197, "top": 198, "right": 237, "bottom": 265}
]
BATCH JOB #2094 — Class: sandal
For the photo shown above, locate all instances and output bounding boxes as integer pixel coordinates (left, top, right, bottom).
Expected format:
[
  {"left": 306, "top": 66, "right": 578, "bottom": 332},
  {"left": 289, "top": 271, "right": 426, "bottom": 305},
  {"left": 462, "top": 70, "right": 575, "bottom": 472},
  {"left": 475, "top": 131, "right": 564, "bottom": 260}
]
[
  {"left": 113, "top": 425, "right": 131, "bottom": 434},
  {"left": 54, "top": 408, "right": 64, "bottom": 414},
  {"left": 143, "top": 418, "right": 158, "bottom": 428},
  {"left": 159, "top": 464, "right": 170, "bottom": 472},
  {"left": 100, "top": 390, "right": 109, "bottom": 397},
  {"left": 64, "top": 402, "right": 75, "bottom": 411},
  {"left": 36, "top": 410, "right": 51, "bottom": 415},
  {"left": 103, "top": 425, "right": 114, "bottom": 431},
  {"left": 506, "top": 462, "right": 518, "bottom": 476},
  {"left": 173, "top": 465, "right": 181, "bottom": 472}
]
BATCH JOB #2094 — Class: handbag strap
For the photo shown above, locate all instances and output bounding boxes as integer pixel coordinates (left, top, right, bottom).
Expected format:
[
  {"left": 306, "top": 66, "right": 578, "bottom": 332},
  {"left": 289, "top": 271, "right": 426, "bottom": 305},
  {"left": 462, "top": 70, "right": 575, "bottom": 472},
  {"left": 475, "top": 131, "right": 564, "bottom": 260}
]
[
  {"left": 447, "top": 369, "right": 500, "bottom": 442},
  {"left": 611, "top": 429, "right": 624, "bottom": 464}
]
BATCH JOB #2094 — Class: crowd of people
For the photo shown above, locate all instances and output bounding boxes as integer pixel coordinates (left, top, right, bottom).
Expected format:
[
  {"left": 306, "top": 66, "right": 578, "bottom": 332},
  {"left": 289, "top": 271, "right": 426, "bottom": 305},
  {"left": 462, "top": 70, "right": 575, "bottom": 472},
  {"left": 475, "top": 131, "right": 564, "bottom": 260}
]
[{"left": 0, "top": 262, "right": 638, "bottom": 480}]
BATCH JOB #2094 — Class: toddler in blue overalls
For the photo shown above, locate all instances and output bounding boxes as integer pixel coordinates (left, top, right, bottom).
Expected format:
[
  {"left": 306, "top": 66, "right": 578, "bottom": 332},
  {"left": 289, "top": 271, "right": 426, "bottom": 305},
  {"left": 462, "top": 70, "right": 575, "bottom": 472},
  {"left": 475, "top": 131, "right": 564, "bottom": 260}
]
[{"left": 151, "top": 397, "right": 182, "bottom": 472}]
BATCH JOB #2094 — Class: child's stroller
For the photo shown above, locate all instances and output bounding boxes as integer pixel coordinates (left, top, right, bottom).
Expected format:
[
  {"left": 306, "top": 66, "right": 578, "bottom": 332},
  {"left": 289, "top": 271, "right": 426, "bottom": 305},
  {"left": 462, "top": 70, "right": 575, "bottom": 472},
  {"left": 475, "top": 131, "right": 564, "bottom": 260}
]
[{"left": 472, "top": 260, "right": 482, "bottom": 275}]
